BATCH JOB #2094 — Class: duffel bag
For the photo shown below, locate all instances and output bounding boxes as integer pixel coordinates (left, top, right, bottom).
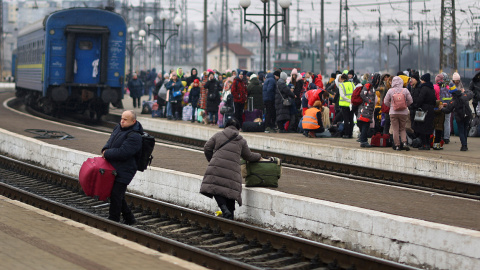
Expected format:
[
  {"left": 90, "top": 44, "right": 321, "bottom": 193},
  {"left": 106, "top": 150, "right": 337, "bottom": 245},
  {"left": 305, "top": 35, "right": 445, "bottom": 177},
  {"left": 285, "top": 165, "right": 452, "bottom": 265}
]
[
  {"left": 242, "top": 121, "right": 265, "bottom": 132},
  {"left": 243, "top": 157, "right": 282, "bottom": 187},
  {"left": 370, "top": 132, "right": 392, "bottom": 147}
]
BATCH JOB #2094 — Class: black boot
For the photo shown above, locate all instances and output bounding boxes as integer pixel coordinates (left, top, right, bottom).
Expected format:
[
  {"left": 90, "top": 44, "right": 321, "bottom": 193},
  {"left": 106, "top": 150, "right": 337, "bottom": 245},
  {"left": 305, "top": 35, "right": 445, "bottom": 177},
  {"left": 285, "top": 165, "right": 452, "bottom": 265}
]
[
  {"left": 123, "top": 212, "right": 137, "bottom": 225},
  {"left": 219, "top": 205, "right": 233, "bottom": 220}
]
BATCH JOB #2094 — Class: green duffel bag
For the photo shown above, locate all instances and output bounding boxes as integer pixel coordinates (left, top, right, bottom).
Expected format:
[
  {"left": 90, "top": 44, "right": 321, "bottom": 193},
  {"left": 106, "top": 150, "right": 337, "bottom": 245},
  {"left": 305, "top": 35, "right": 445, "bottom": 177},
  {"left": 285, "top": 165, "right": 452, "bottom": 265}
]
[{"left": 243, "top": 157, "right": 282, "bottom": 187}]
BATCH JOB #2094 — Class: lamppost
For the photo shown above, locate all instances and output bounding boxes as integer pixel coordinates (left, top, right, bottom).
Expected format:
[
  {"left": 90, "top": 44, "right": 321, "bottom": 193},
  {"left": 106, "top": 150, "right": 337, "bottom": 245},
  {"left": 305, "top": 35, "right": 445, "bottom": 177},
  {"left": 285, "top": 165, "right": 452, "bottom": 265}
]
[
  {"left": 326, "top": 40, "right": 340, "bottom": 71},
  {"left": 126, "top": 27, "right": 146, "bottom": 76},
  {"left": 387, "top": 27, "right": 415, "bottom": 71},
  {"left": 239, "top": 0, "right": 291, "bottom": 72},
  {"left": 343, "top": 35, "right": 365, "bottom": 71},
  {"left": 145, "top": 14, "right": 182, "bottom": 75}
]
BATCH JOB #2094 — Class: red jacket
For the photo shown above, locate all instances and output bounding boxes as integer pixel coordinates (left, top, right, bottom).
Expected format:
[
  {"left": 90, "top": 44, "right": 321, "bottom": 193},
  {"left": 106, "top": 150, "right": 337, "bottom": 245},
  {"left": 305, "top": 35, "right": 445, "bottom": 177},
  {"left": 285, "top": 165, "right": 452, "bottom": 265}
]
[
  {"left": 306, "top": 89, "right": 325, "bottom": 107},
  {"left": 314, "top": 74, "right": 324, "bottom": 89},
  {"left": 231, "top": 77, "right": 247, "bottom": 103}
]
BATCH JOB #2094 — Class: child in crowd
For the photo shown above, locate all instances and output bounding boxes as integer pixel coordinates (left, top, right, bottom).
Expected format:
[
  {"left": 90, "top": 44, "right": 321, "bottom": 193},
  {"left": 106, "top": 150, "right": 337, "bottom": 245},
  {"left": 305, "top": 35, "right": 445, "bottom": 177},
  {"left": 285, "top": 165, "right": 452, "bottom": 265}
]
[{"left": 433, "top": 100, "right": 445, "bottom": 150}]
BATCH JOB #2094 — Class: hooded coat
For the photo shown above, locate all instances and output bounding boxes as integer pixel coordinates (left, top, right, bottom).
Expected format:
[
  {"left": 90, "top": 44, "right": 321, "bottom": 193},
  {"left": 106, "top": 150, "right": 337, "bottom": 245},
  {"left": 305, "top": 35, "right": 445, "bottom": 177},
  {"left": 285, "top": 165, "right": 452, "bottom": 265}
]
[
  {"left": 442, "top": 89, "right": 474, "bottom": 123},
  {"left": 263, "top": 73, "right": 276, "bottom": 102},
  {"left": 357, "top": 83, "right": 376, "bottom": 122},
  {"left": 128, "top": 78, "right": 144, "bottom": 98},
  {"left": 384, "top": 76, "right": 414, "bottom": 115},
  {"left": 204, "top": 78, "right": 221, "bottom": 113},
  {"left": 314, "top": 74, "right": 324, "bottom": 89},
  {"left": 102, "top": 122, "right": 143, "bottom": 185},
  {"left": 200, "top": 126, "right": 261, "bottom": 206},
  {"left": 275, "top": 75, "right": 295, "bottom": 122},
  {"left": 186, "top": 68, "right": 199, "bottom": 86},
  {"left": 412, "top": 81, "right": 437, "bottom": 134},
  {"left": 247, "top": 77, "right": 264, "bottom": 110},
  {"left": 231, "top": 74, "right": 248, "bottom": 103},
  {"left": 469, "top": 72, "right": 480, "bottom": 102}
]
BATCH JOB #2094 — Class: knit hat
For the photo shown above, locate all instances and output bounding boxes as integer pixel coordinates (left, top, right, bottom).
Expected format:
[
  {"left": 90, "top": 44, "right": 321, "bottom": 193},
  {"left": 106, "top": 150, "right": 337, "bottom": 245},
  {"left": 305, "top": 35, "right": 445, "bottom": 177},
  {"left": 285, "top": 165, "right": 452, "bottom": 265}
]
[
  {"left": 273, "top": 70, "right": 281, "bottom": 77},
  {"left": 435, "top": 73, "right": 444, "bottom": 84},
  {"left": 291, "top": 68, "right": 298, "bottom": 75},
  {"left": 420, "top": 73, "right": 431, "bottom": 82},
  {"left": 280, "top": 71, "right": 288, "bottom": 80},
  {"left": 250, "top": 74, "right": 257, "bottom": 80},
  {"left": 452, "top": 72, "right": 461, "bottom": 81},
  {"left": 348, "top": 69, "right": 355, "bottom": 75},
  {"left": 330, "top": 73, "right": 336, "bottom": 79},
  {"left": 411, "top": 72, "right": 420, "bottom": 82},
  {"left": 342, "top": 70, "right": 349, "bottom": 75},
  {"left": 297, "top": 75, "right": 303, "bottom": 82},
  {"left": 226, "top": 72, "right": 232, "bottom": 77},
  {"left": 208, "top": 71, "right": 215, "bottom": 77},
  {"left": 193, "top": 78, "right": 200, "bottom": 84},
  {"left": 246, "top": 71, "right": 253, "bottom": 77}
]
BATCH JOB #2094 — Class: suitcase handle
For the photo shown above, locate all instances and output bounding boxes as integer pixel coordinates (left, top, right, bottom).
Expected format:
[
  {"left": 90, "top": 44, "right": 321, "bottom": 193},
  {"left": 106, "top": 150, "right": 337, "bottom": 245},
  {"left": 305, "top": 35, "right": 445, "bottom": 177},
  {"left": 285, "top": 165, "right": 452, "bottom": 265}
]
[{"left": 98, "top": 169, "right": 117, "bottom": 176}]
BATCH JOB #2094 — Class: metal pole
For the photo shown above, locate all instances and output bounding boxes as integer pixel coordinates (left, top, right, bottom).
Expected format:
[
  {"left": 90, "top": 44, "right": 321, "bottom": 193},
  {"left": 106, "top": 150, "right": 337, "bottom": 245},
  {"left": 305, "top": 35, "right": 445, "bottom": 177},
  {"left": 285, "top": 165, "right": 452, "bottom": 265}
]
[
  {"left": 263, "top": 1, "right": 267, "bottom": 72},
  {"left": 162, "top": 20, "right": 165, "bottom": 75},
  {"left": 320, "top": 0, "right": 325, "bottom": 75},
  {"left": 352, "top": 37, "right": 355, "bottom": 71},
  {"left": 203, "top": 0, "right": 207, "bottom": 71},
  {"left": 240, "top": 8, "right": 243, "bottom": 46},
  {"left": 398, "top": 32, "right": 401, "bottom": 71},
  {"left": 130, "top": 37, "right": 133, "bottom": 76}
]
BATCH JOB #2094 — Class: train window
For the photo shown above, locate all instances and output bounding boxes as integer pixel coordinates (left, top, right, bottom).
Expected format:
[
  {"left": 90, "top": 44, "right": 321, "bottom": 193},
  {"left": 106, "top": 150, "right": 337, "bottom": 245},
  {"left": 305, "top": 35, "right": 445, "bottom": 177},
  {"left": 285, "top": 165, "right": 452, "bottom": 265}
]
[
  {"left": 287, "top": 54, "right": 299, "bottom": 60},
  {"left": 277, "top": 53, "right": 287, "bottom": 60},
  {"left": 79, "top": 41, "right": 93, "bottom": 50}
]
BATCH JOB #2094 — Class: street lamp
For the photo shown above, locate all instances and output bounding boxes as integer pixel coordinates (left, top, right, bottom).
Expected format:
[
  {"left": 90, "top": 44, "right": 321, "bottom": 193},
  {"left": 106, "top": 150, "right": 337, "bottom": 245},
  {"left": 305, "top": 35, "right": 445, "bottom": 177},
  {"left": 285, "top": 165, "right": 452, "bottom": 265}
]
[
  {"left": 126, "top": 27, "right": 146, "bottom": 77},
  {"left": 344, "top": 36, "right": 365, "bottom": 71},
  {"left": 326, "top": 40, "right": 340, "bottom": 71},
  {"left": 145, "top": 14, "right": 182, "bottom": 75},
  {"left": 387, "top": 27, "right": 415, "bottom": 71},
  {"left": 240, "top": 0, "right": 291, "bottom": 72}
]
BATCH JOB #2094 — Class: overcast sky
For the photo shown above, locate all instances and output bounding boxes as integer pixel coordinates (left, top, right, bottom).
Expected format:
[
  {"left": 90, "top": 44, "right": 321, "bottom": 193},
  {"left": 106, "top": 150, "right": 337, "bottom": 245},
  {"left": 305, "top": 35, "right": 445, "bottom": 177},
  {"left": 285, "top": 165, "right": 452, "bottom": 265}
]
[{"left": 128, "top": 0, "right": 478, "bottom": 46}]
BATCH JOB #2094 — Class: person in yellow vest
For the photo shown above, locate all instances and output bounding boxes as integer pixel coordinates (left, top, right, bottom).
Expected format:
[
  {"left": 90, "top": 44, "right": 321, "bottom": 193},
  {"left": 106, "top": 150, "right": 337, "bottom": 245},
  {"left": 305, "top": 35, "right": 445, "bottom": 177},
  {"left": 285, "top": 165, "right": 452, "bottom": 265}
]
[
  {"left": 302, "top": 100, "right": 325, "bottom": 138},
  {"left": 338, "top": 73, "right": 356, "bottom": 138}
]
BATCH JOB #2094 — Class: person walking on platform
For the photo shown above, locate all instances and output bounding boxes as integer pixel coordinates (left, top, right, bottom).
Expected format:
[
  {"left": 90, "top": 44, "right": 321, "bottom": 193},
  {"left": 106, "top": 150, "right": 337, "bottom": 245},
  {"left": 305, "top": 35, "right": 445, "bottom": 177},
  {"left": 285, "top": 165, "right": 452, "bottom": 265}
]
[
  {"left": 102, "top": 110, "right": 143, "bottom": 225},
  {"left": 384, "top": 76, "right": 414, "bottom": 150},
  {"left": 412, "top": 73, "right": 437, "bottom": 150},
  {"left": 231, "top": 70, "right": 248, "bottom": 127},
  {"left": 442, "top": 75, "right": 474, "bottom": 151},
  {"left": 275, "top": 71, "right": 296, "bottom": 133},
  {"left": 128, "top": 73, "right": 144, "bottom": 109},
  {"left": 338, "top": 73, "right": 356, "bottom": 138},
  {"left": 263, "top": 71, "right": 279, "bottom": 133},
  {"left": 200, "top": 118, "right": 261, "bottom": 220}
]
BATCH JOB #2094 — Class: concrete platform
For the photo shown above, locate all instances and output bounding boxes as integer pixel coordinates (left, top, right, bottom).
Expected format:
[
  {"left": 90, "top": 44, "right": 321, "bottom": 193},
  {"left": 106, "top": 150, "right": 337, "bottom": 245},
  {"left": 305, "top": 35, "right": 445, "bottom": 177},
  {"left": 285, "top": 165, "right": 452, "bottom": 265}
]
[
  {"left": 0, "top": 196, "right": 206, "bottom": 270},
  {"left": 113, "top": 95, "right": 480, "bottom": 184}
]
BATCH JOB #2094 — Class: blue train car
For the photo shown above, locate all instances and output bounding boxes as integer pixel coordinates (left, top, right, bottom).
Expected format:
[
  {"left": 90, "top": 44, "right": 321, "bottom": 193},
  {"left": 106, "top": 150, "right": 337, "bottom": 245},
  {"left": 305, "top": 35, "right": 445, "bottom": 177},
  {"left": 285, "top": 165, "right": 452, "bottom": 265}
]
[
  {"left": 16, "top": 8, "right": 126, "bottom": 118},
  {"left": 11, "top": 49, "right": 16, "bottom": 81},
  {"left": 458, "top": 49, "right": 480, "bottom": 84}
]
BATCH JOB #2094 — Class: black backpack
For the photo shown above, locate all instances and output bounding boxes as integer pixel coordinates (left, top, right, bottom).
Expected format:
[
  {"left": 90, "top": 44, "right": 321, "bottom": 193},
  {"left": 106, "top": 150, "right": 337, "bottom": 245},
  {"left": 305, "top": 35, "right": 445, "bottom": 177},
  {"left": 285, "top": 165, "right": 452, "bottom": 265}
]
[{"left": 129, "top": 131, "right": 155, "bottom": 171}]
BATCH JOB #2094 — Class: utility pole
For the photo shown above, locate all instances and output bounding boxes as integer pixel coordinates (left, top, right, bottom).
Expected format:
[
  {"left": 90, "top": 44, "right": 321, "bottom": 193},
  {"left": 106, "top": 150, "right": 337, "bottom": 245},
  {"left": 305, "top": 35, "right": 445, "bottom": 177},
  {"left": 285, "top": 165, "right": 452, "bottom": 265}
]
[
  {"left": 203, "top": 0, "right": 207, "bottom": 71},
  {"left": 320, "top": 0, "right": 325, "bottom": 75},
  {"left": 416, "top": 22, "right": 421, "bottom": 72},
  {"left": 345, "top": 0, "right": 349, "bottom": 70},
  {"left": 219, "top": 0, "right": 225, "bottom": 71},
  {"left": 408, "top": 0, "right": 413, "bottom": 30},
  {"left": 427, "top": 30, "right": 430, "bottom": 72},
  {"left": 378, "top": 16, "right": 381, "bottom": 72},
  {"left": 338, "top": 0, "right": 342, "bottom": 71},
  {"left": 226, "top": 0, "right": 229, "bottom": 70},
  {"left": 0, "top": 0, "right": 3, "bottom": 81},
  {"left": 267, "top": 1, "right": 271, "bottom": 71},
  {"left": 439, "top": 0, "right": 457, "bottom": 73}
]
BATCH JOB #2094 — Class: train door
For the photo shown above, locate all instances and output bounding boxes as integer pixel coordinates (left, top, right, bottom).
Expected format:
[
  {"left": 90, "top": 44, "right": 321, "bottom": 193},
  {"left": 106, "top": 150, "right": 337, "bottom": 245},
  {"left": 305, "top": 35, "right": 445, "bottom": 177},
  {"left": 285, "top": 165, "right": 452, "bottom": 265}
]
[{"left": 73, "top": 35, "right": 102, "bottom": 84}]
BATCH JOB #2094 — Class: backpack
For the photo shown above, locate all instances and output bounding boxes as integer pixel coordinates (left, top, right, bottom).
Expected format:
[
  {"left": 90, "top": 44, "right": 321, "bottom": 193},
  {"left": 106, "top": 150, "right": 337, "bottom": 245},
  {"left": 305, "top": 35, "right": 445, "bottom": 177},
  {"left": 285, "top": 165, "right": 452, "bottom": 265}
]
[
  {"left": 391, "top": 89, "right": 407, "bottom": 111},
  {"left": 351, "top": 86, "right": 363, "bottom": 106},
  {"left": 129, "top": 131, "right": 156, "bottom": 172}
]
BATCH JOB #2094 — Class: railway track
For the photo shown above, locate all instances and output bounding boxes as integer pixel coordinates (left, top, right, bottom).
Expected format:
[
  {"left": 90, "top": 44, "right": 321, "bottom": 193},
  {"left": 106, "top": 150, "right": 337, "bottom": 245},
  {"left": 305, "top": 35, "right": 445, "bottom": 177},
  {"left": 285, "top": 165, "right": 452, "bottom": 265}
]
[
  {"left": 15, "top": 98, "right": 480, "bottom": 201},
  {"left": 0, "top": 154, "right": 417, "bottom": 270}
]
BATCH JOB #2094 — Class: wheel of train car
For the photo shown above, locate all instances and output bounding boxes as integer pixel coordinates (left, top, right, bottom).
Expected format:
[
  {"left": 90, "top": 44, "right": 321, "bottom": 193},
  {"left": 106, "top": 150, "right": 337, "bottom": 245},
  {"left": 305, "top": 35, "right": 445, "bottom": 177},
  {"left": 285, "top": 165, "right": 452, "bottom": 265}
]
[
  {"left": 39, "top": 97, "right": 54, "bottom": 115},
  {"left": 51, "top": 86, "right": 69, "bottom": 102},
  {"left": 101, "top": 87, "right": 119, "bottom": 104}
]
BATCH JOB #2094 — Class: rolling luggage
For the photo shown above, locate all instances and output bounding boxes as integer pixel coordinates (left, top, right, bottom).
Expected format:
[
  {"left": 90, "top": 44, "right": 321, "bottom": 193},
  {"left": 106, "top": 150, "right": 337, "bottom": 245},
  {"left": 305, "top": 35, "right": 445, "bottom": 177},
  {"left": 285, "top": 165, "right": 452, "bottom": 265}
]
[
  {"left": 242, "top": 121, "right": 265, "bottom": 132},
  {"left": 370, "top": 133, "right": 392, "bottom": 147},
  {"left": 79, "top": 157, "right": 117, "bottom": 201},
  {"left": 243, "top": 157, "right": 282, "bottom": 187},
  {"left": 244, "top": 109, "right": 263, "bottom": 122},
  {"left": 182, "top": 105, "right": 193, "bottom": 121}
]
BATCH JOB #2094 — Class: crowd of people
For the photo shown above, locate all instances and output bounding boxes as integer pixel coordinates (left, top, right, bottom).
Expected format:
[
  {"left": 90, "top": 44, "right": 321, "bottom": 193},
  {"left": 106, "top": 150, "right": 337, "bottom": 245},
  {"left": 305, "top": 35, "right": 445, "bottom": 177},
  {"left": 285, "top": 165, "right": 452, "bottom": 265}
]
[{"left": 126, "top": 66, "right": 480, "bottom": 152}]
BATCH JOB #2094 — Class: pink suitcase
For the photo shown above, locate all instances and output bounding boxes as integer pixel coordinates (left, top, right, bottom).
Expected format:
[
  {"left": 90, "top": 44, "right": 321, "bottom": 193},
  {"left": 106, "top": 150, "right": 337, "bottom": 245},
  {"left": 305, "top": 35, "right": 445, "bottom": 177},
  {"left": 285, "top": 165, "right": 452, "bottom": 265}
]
[{"left": 79, "top": 157, "right": 117, "bottom": 201}]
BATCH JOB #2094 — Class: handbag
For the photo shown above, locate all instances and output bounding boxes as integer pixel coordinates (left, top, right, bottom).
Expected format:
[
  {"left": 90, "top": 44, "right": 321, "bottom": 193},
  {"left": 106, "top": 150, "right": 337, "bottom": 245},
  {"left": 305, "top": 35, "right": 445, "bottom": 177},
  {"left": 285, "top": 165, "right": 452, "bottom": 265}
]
[
  {"left": 414, "top": 108, "right": 427, "bottom": 122},
  {"left": 276, "top": 86, "right": 292, "bottom": 106},
  {"left": 172, "top": 90, "right": 182, "bottom": 98}
]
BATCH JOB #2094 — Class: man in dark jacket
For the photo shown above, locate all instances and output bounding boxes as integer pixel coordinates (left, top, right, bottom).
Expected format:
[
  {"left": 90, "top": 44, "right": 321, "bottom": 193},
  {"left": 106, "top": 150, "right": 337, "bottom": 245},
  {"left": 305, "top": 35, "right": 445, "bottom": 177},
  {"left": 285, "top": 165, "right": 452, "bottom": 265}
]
[
  {"left": 127, "top": 73, "right": 144, "bottom": 108},
  {"left": 102, "top": 110, "right": 143, "bottom": 225},
  {"left": 263, "top": 72, "right": 278, "bottom": 133},
  {"left": 412, "top": 73, "right": 437, "bottom": 150}
]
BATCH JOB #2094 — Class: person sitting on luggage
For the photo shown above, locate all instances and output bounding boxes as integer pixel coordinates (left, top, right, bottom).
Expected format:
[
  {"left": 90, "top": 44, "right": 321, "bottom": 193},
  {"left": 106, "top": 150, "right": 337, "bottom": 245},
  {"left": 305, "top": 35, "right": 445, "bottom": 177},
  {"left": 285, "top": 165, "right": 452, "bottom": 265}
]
[
  {"left": 188, "top": 79, "right": 201, "bottom": 123},
  {"left": 102, "top": 110, "right": 143, "bottom": 225},
  {"left": 200, "top": 118, "right": 261, "bottom": 220},
  {"left": 302, "top": 100, "right": 325, "bottom": 138}
]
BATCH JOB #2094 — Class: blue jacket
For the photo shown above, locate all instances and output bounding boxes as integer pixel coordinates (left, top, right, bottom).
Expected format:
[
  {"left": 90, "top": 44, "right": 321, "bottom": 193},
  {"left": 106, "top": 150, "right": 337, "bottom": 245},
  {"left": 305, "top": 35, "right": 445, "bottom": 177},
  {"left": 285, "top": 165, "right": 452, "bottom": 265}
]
[
  {"left": 263, "top": 73, "right": 276, "bottom": 102},
  {"left": 165, "top": 79, "right": 184, "bottom": 102},
  {"left": 128, "top": 79, "right": 144, "bottom": 98},
  {"left": 102, "top": 122, "right": 143, "bottom": 185}
]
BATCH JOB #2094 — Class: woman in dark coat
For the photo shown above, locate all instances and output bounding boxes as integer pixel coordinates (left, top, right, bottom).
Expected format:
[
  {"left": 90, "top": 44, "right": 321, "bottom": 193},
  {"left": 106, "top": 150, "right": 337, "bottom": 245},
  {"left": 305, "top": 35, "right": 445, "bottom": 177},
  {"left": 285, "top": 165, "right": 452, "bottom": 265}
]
[
  {"left": 275, "top": 72, "right": 296, "bottom": 132},
  {"left": 204, "top": 72, "right": 221, "bottom": 125},
  {"left": 412, "top": 73, "right": 437, "bottom": 150},
  {"left": 247, "top": 74, "right": 264, "bottom": 111},
  {"left": 469, "top": 71, "right": 480, "bottom": 115},
  {"left": 200, "top": 118, "right": 261, "bottom": 219}
]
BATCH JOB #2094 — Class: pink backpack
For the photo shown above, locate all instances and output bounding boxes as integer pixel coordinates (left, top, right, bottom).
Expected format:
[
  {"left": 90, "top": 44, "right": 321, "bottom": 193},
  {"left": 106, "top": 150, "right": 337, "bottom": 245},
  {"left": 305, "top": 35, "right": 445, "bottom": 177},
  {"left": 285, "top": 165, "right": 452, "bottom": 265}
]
[{"left": 392, "top": 89, "right": 407, "bottom": 111}]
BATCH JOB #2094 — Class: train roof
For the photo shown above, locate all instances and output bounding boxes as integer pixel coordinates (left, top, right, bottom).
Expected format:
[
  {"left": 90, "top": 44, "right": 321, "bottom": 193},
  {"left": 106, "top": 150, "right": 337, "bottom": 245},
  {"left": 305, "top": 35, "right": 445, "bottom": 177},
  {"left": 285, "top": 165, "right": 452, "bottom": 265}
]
[{"left": 18, "top": 19, "right": 44, "bottom": 37}]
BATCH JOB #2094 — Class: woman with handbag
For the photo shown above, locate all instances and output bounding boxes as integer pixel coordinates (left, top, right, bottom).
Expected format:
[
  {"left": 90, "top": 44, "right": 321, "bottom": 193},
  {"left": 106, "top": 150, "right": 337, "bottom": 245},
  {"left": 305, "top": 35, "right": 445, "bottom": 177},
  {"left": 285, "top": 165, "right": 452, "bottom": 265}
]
[
  {"left": 165, "top": 73, "right": 185, "bottom": 120},
  {"left": 411, "top": 73, "right": 437, "bottom": 150},
  {"left": 275, "top": 72, "right": 296, "bottom": 133},
  {"left": 384, "top": 76, "right": 414, "bottom": 151}
]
